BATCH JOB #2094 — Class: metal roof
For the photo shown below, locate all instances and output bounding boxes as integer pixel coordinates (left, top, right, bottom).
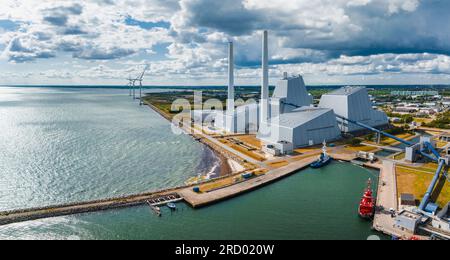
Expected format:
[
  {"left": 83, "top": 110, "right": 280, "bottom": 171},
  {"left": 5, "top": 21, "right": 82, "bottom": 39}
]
[
  {"left": 271, "top": 107, "right": 333, "bottom": 128},
  {"left": 400, "top": 193, "right": 416, "bottom": 202},
  {"left": 326, "top": 86, "right": 365, "bottom": 96}
]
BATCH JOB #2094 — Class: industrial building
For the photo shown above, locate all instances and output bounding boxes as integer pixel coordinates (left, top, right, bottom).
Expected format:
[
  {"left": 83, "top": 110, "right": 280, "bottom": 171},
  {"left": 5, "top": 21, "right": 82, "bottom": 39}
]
[
  {"left": 432, "top": 203, "right": 450, "bottom": 235},
  {"left": 215, "top": 103, "right": 260, "bottom": 134},
  {"left": 269, "top": 74, "right": 313, "bottom": 116},
  {"left": 400, "top": 193, "right": 417, "bottom": 207},
  {"left": 260, "top": 106, "right": 341, "bottom": 150},
  {"left": 395, "top": 210, "right": 424, "bottom": 233},
  {"left": 258, "top": 73, "right": 341, "bottom": 152},
  {"left": 319, "top": 87, "right": 389, "bottom": 133},
  {"left": 214, "top": 42, "right": 260, "bottom": 134},
  {"left": 210, "top": 31, "right": 388, "bottom": 154}
]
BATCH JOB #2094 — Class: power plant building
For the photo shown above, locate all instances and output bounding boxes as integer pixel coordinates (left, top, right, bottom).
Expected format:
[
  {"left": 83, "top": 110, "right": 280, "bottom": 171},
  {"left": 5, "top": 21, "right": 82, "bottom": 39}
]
[
  {"left": 215, "top": 103, "right": 260, "bottom": 134},
  {"left": 260, "top": 107, "right": 341, "bottom": 149},
  {"left": 258, "top": 74, "right": 341, "bottom": 151},
  {"left": 210, "top": 31, "right": 388, "bottom": 154},
  {"left": 319, "top": 87, "right": 389, "bottom": 133},
  {"left": 269, "top": 74, "right": 313, "bottom": 117},
  {"left": 214, "top": 41, "right": 260, "bottom": 133}
]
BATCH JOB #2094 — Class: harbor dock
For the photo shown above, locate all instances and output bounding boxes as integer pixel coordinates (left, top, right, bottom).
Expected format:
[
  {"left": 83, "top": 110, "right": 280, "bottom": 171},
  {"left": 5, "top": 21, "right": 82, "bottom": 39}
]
[
  {"left": 371, "top": 161, "right": 426, "bottom": 239},
  {"left": 180, "top": 156, "right": 317, "bottom": 208},
  {"left": 373, "top": 161, "right": 401, "bottom": 236}
]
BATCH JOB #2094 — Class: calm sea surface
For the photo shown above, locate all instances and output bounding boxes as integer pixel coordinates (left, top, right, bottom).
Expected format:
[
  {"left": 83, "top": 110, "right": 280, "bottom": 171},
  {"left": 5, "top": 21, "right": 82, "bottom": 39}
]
[{"left": 0, "top": 87, "right": 217, "bottom": 211}]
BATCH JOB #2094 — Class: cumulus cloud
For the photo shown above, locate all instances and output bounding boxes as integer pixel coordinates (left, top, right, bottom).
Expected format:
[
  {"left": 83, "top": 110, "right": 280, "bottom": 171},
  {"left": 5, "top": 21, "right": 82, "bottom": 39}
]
[
  {"left": 0, "top": 0, "right": 449, "bottom": 85},
  {"left": 42, "top": 3, "right": 83, "bottom": 26},
  {"left": 0, "top": 1, "right": 174, "bottom": 62},
  {"left": 173, "top": 0, "right": 450, "bottom": 56},
  {"left": 273, "top": 53, "right": 450, "bottom": 77}
]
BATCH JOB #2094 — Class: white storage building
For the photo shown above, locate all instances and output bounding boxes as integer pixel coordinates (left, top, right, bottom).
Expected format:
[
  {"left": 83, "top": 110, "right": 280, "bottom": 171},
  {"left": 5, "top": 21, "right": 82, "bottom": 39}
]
[
  {"left": 319, "top": 87, "right": 389, "bottom": 133},
  {"left": 215, "top": 103, "right": 259, "bottom": 134},
  {"left": 259, "top": 107, "right": 341, "bottom": 149}
]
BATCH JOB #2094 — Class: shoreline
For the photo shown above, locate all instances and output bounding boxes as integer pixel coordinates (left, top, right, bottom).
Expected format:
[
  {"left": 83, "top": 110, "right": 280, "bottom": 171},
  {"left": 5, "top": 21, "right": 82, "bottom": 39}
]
[
  {"left": 143, "top": 99, "right": 237, "bottom": 178},
  {"left": 219, "top": 154, "right": 232, "bottom": 177}
]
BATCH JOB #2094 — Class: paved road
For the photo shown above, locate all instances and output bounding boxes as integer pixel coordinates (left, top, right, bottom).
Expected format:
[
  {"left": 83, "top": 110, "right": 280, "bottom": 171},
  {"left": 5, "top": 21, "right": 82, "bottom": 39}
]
[
  {"left": 187, "top": 125, "right": 265, "bottom": 167},
  {"left": 373, "top": 161, "right": 413, "bottom": 238},
  {"left": 361, "top": 142, "right": 403, "bottom": 153}
]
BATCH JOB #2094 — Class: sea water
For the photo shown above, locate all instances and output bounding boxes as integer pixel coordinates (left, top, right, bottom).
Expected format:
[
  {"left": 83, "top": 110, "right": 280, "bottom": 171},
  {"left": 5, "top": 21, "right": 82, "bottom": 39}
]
[
  {"left": 0, "top": 87, "right": 381, "bottom": 240},
  {"left": 0, "top": 87, "right": 215, "bottom": 211}
]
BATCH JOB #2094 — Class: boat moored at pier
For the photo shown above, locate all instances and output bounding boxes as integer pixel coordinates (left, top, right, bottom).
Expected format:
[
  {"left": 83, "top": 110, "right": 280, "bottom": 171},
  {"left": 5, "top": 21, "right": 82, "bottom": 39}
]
[
  {"left": 359, "top": 179, "right": 375, "bottom": 219},
  {"left": 310, "top": 142, "right": 333, "bottom": 169}
]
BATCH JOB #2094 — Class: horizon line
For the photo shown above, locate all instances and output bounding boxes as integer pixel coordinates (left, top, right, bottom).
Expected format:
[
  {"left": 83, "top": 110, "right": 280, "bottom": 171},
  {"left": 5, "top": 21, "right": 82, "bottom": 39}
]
[{"left": 1, "top": 84, "right": 450, "bottom": 88}]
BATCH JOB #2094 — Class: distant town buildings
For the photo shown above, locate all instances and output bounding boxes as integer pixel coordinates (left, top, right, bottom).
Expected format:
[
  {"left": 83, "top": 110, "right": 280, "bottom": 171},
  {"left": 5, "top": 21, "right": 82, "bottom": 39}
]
[{"left": 391, "top": 90, "right": 440, "bottom": 97}]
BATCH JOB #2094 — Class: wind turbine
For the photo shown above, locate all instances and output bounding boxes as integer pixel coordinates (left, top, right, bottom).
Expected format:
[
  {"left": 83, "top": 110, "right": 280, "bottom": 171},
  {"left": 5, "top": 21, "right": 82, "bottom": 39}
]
[
  {"left": 126, "top": 75, "right": 137, "bottom": 97},
  {"left": 136, "top": 64, "right": 149, "bottom": 106}
]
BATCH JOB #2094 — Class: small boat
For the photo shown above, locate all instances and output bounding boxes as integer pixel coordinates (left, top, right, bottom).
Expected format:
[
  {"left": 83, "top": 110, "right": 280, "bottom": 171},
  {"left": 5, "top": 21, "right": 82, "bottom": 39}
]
[
  {"left": 310, "top": 141, "right": 332, "bottom": 168},
  {"left": 167, "top": 203, "right": 177, "bottom": 211},
  {"left": 359, "top": 179, "right": 375, "bottom": 219}
]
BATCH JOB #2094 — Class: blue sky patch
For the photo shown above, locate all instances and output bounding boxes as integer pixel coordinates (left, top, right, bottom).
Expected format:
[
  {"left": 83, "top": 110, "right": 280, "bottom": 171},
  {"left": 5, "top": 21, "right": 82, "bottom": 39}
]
[
  {"left": 125, "top": 16, "right": 170, "bottom": 30},
  {"left": 0, "top": 20, "right": 20, "bottom": 31}
]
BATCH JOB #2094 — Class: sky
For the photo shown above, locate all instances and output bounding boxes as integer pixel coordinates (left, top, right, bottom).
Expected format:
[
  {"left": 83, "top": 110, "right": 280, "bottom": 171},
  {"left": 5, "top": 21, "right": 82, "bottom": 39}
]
[{"left": 0, "top": 0, "right": 450, "bottom": 86}]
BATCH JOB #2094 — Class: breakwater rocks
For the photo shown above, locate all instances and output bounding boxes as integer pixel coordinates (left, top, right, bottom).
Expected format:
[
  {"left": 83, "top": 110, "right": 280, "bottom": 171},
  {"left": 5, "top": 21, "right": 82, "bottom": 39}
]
[{"left": 0, "top": 189, "right": 183, "bottom": 226}]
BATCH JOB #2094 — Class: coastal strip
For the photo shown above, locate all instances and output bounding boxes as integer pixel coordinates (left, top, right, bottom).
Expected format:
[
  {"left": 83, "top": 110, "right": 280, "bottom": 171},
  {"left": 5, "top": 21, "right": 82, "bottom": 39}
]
[{"left": 144, "top": 100, "right": 244, "bottom": 174}]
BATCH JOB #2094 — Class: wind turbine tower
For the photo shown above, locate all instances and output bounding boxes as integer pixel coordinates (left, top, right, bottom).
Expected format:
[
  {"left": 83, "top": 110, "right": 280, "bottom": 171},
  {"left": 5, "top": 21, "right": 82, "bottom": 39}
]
[
  {"left": 127, "top": 75, "right": 136, "bottom": 97},
  {"left": 137, "top": 65, "right": 149, "bottom": 106}
]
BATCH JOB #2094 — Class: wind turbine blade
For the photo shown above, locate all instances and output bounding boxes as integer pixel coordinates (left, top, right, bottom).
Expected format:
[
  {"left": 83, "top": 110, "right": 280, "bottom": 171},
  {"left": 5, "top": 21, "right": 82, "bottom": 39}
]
[{"left": 138, "top": 64, "right": 149, "bottom": 80}]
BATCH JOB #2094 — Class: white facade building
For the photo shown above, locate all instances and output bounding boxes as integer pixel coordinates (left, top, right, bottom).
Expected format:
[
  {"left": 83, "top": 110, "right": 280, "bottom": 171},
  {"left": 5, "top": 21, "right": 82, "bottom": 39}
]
[
  {"left": 211, "top": 31, "right": 389, "bottom": 152},
  {"left": 259, "top": 107, "right": 341, "bottom": 149},
  {"left": 319, "top": 86, "right": 389, "bottom": 133},
  {"left": 215, "top": 103, "right": 259, "bottom": 134},
  {"left": 269, "top": 73, "right": 313, "bottom": 117}
]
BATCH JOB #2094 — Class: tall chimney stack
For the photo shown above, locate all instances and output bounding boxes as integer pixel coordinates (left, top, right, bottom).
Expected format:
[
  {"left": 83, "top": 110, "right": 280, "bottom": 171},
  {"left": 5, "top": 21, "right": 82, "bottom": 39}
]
[
  {"left": 260, "top": 30, "right": 269, "bottom": 123},
  {"left": 227, "top": 41, "right": 235, "bottom": 115}
]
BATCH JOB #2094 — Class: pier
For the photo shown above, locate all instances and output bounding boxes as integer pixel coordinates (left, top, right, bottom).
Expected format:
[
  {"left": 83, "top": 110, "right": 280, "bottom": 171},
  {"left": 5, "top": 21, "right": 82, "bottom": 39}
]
[
  {"left": 372, "top": 161, "right": 420, "bottom": 239},
  {"left": 180, "top": 156, "right": 317, "bottom": 208},
  {"left": 0, "top": 191, "right": 184, "bottom": 226}
]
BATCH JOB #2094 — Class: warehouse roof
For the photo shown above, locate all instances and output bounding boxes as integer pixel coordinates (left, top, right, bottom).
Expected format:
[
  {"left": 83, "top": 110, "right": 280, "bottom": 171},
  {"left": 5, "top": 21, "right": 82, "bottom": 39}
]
[
  {"left": 326, "top": 86, "right": 365, "bottom": 96},
  {"left": 271, "top": 107, "right": 334, "bottom": 128}
]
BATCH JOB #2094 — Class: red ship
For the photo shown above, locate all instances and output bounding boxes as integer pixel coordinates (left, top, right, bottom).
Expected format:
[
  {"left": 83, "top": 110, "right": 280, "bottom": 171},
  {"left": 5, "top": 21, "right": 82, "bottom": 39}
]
[{"left": 359, "top": 179, "right": 375, "bottom": 219}]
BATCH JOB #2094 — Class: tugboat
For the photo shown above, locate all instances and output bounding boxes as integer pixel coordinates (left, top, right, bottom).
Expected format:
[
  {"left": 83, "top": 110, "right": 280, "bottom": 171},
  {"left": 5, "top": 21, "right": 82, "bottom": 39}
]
[
  {"left": 359, "top": 179, "right": 375, "bottom": 219},
  {"left": 310, "top": 141, "right": 332, "bottom": 168}
]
